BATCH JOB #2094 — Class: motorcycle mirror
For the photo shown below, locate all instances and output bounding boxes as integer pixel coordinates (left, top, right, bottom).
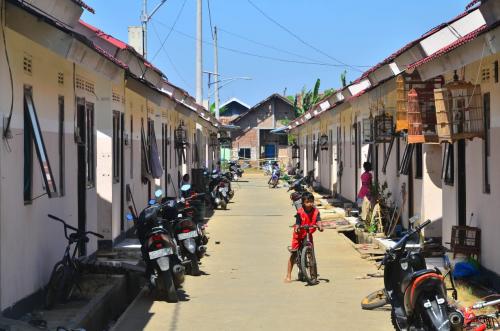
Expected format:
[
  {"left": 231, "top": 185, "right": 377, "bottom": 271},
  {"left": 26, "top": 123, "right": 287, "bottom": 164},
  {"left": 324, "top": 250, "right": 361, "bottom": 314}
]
[
  {"left": 148, "top": 199, "right": 156, "bottom": 206},
  {"left": 409, "top": 214, "right": 420, "bottom": 224},
  {"left": 126, "top": 213, "right": 134, "bottom": 221},
  {"left": 181, "top": 184, "right": 191, "bottom": 192},
  {"left": 154, "top": 189, "right": 163, "bottom": 198}
]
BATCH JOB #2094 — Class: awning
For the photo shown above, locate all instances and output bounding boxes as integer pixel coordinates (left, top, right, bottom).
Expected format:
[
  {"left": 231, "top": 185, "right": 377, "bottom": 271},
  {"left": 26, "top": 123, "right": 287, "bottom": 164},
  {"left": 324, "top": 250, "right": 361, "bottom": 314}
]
[{"left": 270, "top": 126, "right": 289, "bottom": 135}]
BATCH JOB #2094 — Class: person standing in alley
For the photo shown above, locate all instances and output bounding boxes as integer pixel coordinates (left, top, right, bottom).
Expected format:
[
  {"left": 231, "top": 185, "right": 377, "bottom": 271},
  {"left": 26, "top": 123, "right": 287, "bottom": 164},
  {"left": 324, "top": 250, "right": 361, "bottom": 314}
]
[{"left": 357, "top": 162, "right": 373, "bottom": 207}]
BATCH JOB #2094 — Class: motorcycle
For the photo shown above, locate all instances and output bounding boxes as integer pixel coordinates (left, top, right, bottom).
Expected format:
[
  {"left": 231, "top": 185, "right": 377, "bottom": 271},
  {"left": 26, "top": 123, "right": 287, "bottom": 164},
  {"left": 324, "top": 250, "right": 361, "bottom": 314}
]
[
  {"left": 128, "top": 192, "right": 186, "bottom": 303},
  {"left": 269, "top": 167, "right": 281, "bottom": 188},
  {"left": 209, "top": 172, "right": 230, "bottom": 209},
  {"left": 362, "top": 217, "right": 461, "bottom": 331},
  {"left": 229, "top": 160, "right": 244, "bottom": 181}
]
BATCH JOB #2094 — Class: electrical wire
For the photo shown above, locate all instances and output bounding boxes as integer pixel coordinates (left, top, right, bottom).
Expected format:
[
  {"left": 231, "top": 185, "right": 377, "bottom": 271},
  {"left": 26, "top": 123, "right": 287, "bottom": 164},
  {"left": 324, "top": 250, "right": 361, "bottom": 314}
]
[
  {"left": 153, "top": 19, "right": 357, "bottom": 68},
  {"left": 207, "top": 0, "right": 215, "bottom": 40},
  {"left": 246, "top": 0, "right": 365, "bottom": 72},
  {"left": 150, "top": 0, "right": 188, "bottom": 62},
  {"left": 217, "top": 26, "right": 359, "bottom": 68},
  {"left": 1, "top": 0, "right": 14, "bottom": 146},
  {"left": 150, "top": 21, "right": 193, "bottom": 89}
]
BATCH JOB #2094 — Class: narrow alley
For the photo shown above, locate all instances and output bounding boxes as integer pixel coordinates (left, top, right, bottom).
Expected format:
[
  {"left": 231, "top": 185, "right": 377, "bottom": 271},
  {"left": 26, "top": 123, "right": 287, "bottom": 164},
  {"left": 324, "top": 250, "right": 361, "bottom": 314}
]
[{"left": 112, "top": 174, "right": 391, "bottom": 331}]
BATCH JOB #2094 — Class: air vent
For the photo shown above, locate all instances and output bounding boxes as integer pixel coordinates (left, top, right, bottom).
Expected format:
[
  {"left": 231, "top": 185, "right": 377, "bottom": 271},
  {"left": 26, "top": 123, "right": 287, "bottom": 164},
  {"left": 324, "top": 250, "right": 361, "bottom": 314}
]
[
  {"left": 76, "top": 76, "right": 96, "bottom": 94},
  {"left": 23, "top": 54, "right": 33, "bottom": 75},
  {"left": 482, "top": 68, "right": 490, "bottom": 82},
  {"left": 58, "top": 72, "right": 64, "bottom": 86},
  {"left": 84, "top": 80, "right": 95, "bottom": 94},
  {"left": 75, "top": 77, "right": 85, "bottom": 90}
]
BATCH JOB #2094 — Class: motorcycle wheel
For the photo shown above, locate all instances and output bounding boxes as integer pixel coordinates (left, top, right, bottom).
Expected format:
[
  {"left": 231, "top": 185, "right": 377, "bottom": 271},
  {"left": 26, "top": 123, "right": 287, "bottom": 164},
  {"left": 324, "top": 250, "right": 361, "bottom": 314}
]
[
  {"left": 189, "top": 253, "right": 201, "bottom": 276},
  {"left": 220, "top": 199, "right": 227, "bottom": 210},
  {"left": 361, "top": 289, "right": 388, "bottom": 310},
  {"left": 272, "top": 178, "right": 278, "bottom": 188},
  {"left": 228, "top": 190, "right": 235, "bottom": 200},
  {"left": 158, "top": 270, "right": 178, "bottom": 303},
  {"left": 391, "top": 308, "right": 403, "bottom": 331},
  {"left": 300, "top": 246, "right": 318, "bottom": 285}
]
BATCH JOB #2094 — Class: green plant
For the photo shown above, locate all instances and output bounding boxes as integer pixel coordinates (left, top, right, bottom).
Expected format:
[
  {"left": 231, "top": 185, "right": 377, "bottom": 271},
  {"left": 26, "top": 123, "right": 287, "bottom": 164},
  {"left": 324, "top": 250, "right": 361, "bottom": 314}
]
[
  {"left": 293, "top": 78, "right": 322, "bottom": 117},
  {"left": 370, "top": 181, "right": 393, "bottom": 209},
  {"left": 340, "top": 70, "right": 347, "bottom": 87}
]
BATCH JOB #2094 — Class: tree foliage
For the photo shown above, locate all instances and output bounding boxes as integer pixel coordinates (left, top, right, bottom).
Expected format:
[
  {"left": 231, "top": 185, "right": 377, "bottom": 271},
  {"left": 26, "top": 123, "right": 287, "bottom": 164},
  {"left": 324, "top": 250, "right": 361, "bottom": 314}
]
[{"left": 292, "top": 78, "right": 322, "bottom": 117}]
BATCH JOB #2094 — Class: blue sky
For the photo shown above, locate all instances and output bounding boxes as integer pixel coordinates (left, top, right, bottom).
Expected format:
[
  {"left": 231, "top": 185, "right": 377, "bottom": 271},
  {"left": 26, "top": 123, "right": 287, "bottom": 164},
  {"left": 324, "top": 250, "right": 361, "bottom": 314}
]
[{"left": 82, "top": 0, "right": 471, "bottom": 106}]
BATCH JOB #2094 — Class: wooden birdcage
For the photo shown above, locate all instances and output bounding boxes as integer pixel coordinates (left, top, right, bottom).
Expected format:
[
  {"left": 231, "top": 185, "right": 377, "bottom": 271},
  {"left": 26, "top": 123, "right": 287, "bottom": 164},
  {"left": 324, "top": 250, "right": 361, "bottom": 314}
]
[
  {"left": 396, "top": 75, "right": 408, "bottom": 132},
  {"left": 374, "top": 113, "right": 394, "bottom": 142},
  {"left": 434, "top": 81, "right": 484, "bottom": 143},
  {"left": 407, "top": 76, "right": 444, "bottom": 144}
]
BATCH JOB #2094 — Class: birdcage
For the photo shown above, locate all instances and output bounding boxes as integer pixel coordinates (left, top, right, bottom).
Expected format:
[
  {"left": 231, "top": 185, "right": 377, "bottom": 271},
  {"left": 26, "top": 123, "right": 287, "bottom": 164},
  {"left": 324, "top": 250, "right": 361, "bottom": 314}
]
[
  {"left": 374, "top": 113, "right": 394, "bottom": 142},
  {"left": 407, "top": 76, "right": 444, "bottom": 144},
  {"left": 396, "top": 75, "right": 408, "bottom": 132},
  {"left": 434, "top": 81, "right": 484, "bottom": 143}
]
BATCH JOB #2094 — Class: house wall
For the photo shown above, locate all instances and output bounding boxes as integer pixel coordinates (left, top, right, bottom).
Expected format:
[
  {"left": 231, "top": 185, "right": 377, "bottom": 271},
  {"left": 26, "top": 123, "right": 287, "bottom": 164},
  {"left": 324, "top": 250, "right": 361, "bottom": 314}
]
[
  {"left": 0, "top": 25, "right": 99, "bottom": 310},
  {"left": 439, "top": 53, "right": 500, "bottom": 274}
]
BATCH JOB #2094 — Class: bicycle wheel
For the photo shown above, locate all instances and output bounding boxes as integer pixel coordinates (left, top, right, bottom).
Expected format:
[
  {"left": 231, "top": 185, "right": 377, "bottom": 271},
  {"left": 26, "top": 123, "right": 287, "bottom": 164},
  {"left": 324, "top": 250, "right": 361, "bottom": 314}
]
[
  {"left": 361, "top": 289, "right": 388, "bottom": 310},
  {"left": 45, "top": 262, "right": 67, "bottom": 309},
  {"left": 300, "top": 246, "right": 318, "bottom": 285}
]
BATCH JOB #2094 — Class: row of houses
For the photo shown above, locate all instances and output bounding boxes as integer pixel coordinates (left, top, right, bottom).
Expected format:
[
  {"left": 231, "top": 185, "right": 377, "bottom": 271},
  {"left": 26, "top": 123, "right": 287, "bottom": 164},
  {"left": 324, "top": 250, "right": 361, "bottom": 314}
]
[
  {"left": 0, "top": 0, "right": 221, "bottom": 312},
  {"left": 289, "top": 0, "right": 500, "bottom": 280}
]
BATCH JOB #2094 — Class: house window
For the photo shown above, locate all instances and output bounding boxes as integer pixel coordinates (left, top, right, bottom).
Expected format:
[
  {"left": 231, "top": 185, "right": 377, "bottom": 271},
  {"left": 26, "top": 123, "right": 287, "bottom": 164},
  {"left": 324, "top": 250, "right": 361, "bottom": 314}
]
[
  {"left": 399, "top": 143, "right": 414, "bottom": 176},
  {"left": 483, "top": 93, "right": 491, "bottom": 194},
  {"left": 279, "top": 135, "right": 288, "bottom": 146},
  {"left": 112, "top": 111, "right": 121, "bottom": 182},
  {"left": 442, "top": 142, "right": 454, "bottom": 186},
  {"left": 58, "top": 96, "right": 65, "bottom": 196},
  {"left": 415, "top": 143, "right": 423, "bottom": 179},
  {"left": 238, "top": 148, "right": 251, "bottom": 159},
  {"left": 24, "top": 86, "right": 58, "bottom": 203}
]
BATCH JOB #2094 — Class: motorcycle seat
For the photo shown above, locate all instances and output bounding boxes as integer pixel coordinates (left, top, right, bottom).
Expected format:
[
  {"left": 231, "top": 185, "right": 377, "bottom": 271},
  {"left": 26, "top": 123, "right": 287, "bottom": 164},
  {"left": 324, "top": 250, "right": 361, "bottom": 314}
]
[{"left": 401, "top": 269, "right": 441, "bottom": 294}]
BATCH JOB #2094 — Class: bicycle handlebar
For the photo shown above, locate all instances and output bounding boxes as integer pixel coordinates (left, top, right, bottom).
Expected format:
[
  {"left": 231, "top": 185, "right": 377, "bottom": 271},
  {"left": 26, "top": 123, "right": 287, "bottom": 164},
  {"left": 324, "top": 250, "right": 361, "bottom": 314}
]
[{"left": 48, "top": 214, "right": 104, "bottom": 239}]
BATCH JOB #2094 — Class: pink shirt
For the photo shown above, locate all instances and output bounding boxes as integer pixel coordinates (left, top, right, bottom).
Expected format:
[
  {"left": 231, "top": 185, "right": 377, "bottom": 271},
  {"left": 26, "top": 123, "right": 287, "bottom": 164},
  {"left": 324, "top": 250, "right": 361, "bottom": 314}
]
[{"left": 358, "top": 171, "right": 372, "bottom": 199}]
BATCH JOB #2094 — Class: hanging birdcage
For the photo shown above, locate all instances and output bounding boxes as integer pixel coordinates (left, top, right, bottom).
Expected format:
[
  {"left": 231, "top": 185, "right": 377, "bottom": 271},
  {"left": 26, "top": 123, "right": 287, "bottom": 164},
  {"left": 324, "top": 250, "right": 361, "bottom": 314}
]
[
  {"left": 407, "top": 76, "right": 444, "bottom": 144},
  {"left": 374, "top": 112, "right": 394, "bottom": 142},
  {"left": 362, "top": 114, "right": 374, "bottom": 144},
  {"left": 396, "top": 75, "right": 408, "bottom": 132},
  {"left": 319, "top": 134, "right": 329, "bottom": 150},
  {"left": 291, "top": 141, "right": 300, "bottom": 159},
  {"left": 209, "top": 132, "right": 219, "bottom": 147},
  {"left": 174, "top": 121, "right": 188, "bottom": 149},
  {"left": 434, "top": 81, "right": 484, "bottom": 143}
]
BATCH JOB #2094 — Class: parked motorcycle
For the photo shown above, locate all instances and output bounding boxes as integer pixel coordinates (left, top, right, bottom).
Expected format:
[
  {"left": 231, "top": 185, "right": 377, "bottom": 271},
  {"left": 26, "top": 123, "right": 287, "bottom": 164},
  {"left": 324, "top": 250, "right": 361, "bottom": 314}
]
[
  {"left": 361, "top": 217, "right": 461, "bottom": 331},
  {"left": 209, "top": 171, "right": 231, "bottom": 209},
  {"left": 128, "top": 192, "right": 186, "bottom": 302},
  {"left": 229, "top": 160, "right": 244, "bottom": 181}
]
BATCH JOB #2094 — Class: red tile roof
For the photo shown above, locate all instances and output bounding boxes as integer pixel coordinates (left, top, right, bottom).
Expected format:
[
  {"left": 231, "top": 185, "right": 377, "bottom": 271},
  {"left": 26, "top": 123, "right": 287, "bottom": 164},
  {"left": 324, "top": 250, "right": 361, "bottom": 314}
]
[{"left": 71, "top": 0, "right": 95, "bottom": 14}]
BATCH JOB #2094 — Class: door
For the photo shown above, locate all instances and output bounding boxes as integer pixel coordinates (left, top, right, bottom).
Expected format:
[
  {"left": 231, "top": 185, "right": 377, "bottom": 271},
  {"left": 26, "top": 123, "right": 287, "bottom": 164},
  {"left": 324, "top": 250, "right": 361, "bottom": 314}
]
[
  {"left": 457, "top": 140, "right": 466, "bottom": 226},
  {"left": 119, "top": 113, "right": 125, "bottom": 232},
  {"left": 76, "top": 100, "right": 89, "bottom": 255},
  {"left": 264, "top": 144, "right": 276, "bottom": 159},
  {"left": 354, "top": 122, "right": 359, "bottom": 195}
]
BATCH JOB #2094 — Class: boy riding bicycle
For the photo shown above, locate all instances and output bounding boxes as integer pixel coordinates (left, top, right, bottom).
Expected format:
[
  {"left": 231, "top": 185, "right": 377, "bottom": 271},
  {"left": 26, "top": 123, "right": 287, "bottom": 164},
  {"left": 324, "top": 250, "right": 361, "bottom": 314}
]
[{"left": 285, "top": 192, "right": 323, "bottom": 283}]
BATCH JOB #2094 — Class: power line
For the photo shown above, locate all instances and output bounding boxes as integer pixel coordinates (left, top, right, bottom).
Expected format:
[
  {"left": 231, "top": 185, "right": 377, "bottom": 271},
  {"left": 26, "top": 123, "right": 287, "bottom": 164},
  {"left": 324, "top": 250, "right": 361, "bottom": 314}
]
[
  {"left": 246, "top": 0, "right": 364, "bottom": 72},
  {"left": 150, "top": 21, "right": 193, "bottom": 89},
  {"left": 207, "top": 0, "right": 215, "bottom": 40},
  {"left": 153, "top": 19, "right": 359, "bottom": 68},
  {"left": 150, "top": 0, "right": 188, "bottom": 62},
  {"left": 217, "top": 26, "right": 369, "bottom": 68}
]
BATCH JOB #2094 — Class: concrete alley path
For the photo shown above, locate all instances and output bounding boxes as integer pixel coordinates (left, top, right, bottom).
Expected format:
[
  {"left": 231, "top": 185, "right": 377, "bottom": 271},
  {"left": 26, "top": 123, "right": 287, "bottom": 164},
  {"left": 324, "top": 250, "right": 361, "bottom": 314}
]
[{"left": 112, "top": 174, "right": 391, "bottom": 331}]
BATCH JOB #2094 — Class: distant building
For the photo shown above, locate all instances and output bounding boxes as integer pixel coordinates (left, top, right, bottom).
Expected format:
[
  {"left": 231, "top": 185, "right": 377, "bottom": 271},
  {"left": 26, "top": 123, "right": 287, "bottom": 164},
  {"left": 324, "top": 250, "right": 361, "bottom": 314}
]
[
  {"left": 218, "top": 98, "right": 250, "bottom": 124},
  {"left": 231, "top": 94, "right": 295, "bottom": 164}
]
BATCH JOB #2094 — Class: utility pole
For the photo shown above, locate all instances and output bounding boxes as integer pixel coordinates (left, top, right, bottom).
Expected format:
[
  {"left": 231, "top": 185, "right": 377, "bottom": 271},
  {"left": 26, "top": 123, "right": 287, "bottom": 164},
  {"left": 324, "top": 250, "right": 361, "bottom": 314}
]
[
  {"left": 196, "top": 0, "right": 203, "bottom": 104},
  {"left": 141, "top": 0, "right": 148, "bottom": 58},
  {"left": 214, "top": 26, "right": 220, "bottom": 119}
]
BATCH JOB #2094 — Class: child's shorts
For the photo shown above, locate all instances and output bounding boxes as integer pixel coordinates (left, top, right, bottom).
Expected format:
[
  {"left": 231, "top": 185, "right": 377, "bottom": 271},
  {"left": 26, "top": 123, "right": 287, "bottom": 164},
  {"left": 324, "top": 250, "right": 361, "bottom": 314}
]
[{"left": 290, "top": 231, "right": 312, "bottom": 251}]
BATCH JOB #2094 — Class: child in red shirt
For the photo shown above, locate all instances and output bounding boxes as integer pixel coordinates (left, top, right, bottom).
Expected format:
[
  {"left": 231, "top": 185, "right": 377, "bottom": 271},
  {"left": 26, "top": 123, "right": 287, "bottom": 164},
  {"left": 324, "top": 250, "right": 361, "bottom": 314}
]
[{"left": 285, "top": 192, "right": 323, "bottom": 282}]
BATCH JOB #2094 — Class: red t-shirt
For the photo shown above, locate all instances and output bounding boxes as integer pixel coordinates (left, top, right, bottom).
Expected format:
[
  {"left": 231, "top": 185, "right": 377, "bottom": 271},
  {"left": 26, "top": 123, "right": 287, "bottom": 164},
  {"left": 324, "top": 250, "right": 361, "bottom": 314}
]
[{"left": 358, "top": 171, "right": 372, "bottom": 199}]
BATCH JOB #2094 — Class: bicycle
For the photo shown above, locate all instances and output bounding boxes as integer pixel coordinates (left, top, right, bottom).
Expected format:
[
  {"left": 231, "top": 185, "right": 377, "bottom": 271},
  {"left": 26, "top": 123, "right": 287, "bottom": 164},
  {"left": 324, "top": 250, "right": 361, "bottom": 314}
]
[
  {"left": 290, "top": 224, "right": 320, "bottom": 285},
  {"left": 457, "top": 295, "right": 500, "bottom": 330},
  {"left": 45, "top": 214, "right": 103, "bottom": 309}
]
